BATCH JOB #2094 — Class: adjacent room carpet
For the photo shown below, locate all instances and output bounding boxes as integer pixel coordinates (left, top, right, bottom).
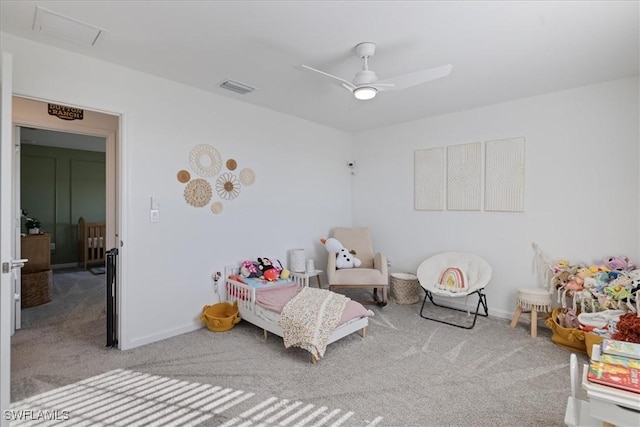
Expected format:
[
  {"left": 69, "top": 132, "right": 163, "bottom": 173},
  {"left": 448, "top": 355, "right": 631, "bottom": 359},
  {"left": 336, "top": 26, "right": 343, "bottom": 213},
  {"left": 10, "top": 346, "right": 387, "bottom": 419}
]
[
  {"left": 11, "top": 269, "right": 584, "bottom": 426},
  {"left": 89, "top": 266, "right": 106, "bottom": 275}
]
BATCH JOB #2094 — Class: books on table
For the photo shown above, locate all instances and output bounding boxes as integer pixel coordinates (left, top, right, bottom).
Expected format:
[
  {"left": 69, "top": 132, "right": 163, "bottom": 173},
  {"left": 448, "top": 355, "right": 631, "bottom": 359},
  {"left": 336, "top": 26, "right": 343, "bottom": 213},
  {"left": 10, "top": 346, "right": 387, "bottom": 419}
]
[
  {"left": 600, "top": 353, "right": 640, "bottom": 369},
  {"left": 587, "top": 339, "right": 640, "bottom": 394},
  {"left": 601, "top": 339, "right": 640, "bottom": 360}
]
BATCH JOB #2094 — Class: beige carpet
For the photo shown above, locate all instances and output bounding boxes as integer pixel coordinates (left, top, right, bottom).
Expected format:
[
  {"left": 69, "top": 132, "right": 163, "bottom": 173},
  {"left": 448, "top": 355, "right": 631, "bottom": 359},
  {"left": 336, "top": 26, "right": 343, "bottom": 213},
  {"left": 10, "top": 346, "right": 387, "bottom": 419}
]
[
  {"left": 10, "top": 368, "right": 382, "bottom": 426},
  {"left": 11, "top": 269, "right": 585, "bottom": 426}
]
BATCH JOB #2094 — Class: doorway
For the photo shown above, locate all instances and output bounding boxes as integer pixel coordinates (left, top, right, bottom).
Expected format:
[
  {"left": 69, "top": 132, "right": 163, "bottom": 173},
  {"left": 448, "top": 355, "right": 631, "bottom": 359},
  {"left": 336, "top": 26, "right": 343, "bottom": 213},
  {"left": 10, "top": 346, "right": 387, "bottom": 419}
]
[
  {"left": 19, "top": 127, "right": 107, "bottom": 330},
  {"left": 11, "top": 97, "right": 120, "bottom": 346}
]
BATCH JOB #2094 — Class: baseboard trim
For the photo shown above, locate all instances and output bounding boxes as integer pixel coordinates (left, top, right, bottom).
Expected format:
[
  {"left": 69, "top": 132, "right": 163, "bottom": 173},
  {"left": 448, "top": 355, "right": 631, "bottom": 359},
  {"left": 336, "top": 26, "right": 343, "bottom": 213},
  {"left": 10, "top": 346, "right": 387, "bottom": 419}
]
[
  {"left": 52, "top": 263, "right": 81, "bottom": 270},
  {"left": 121, "top": 322, "right": 203, "bottom": 350}
]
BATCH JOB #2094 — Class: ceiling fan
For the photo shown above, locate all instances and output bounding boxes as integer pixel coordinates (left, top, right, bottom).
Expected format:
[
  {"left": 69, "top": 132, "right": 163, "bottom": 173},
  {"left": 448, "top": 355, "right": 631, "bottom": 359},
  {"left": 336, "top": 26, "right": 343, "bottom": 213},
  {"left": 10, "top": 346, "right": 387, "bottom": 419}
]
[{"left": 302, "top": 42, "right": 453, "bottom": 101}]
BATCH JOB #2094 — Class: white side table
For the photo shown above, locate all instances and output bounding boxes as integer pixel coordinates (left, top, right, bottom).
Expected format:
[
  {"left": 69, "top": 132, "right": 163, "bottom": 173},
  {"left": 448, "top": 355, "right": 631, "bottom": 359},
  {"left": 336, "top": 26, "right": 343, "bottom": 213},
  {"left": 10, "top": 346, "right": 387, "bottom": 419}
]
[{"left": 290, "top": 270, "right": 323, "bottom": 288}]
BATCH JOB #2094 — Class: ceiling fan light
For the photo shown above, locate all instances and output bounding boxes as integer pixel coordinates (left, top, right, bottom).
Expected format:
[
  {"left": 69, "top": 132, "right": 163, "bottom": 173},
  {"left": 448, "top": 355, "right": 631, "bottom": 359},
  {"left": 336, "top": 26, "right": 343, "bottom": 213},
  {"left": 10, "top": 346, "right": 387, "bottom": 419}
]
[{"left": 353, "top": 86, "right": 377, "bottom": 100}]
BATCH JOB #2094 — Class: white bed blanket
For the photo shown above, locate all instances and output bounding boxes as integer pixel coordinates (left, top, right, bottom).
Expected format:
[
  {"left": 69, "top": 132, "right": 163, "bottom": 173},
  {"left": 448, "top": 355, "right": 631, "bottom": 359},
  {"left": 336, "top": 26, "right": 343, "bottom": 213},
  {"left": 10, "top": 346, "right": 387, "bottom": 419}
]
[{"left": 280, "top": 287, "right": 349, "bottom": 360}]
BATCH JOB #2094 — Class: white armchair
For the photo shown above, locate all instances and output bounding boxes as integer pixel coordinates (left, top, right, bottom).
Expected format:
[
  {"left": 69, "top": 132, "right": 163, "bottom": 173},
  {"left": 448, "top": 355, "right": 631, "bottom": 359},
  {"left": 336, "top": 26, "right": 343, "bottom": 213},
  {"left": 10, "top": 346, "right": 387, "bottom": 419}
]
[
  {"left": 416, "top": 252, "right": 492, "bottom": 329},
  {"left": 326, "top": 227, "right": 388, "bottom": 306}
]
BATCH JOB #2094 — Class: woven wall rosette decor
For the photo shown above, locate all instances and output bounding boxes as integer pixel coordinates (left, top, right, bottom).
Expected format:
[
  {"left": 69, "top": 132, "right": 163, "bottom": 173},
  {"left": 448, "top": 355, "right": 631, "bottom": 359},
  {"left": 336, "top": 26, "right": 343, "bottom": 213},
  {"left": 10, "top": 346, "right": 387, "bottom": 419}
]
[{"left": 177, "top": 144, "right": 255, "bottom": 215}]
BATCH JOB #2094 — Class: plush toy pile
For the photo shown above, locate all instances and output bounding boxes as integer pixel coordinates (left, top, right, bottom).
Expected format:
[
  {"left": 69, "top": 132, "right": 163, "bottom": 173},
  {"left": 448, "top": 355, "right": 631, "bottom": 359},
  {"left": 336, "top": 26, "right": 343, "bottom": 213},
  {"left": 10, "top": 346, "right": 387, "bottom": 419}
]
[
  {"left": 550, "top": 255, "right": 639, "bottom": 314},
  {"left": 239, "top": 258, "right": 290, "bottom": 281},
  {"left": 532, "top": 243, "right": 640, "bottom": 347}
]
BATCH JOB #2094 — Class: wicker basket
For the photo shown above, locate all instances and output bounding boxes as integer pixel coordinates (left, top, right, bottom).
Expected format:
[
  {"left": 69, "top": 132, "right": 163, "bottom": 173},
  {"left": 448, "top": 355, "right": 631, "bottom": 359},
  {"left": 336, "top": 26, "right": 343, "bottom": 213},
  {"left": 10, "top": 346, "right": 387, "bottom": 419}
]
[
  {"left": 545, "top": 307, "right": 587, "bottom": 354},
  {"left": 21, "top": 270, "right": 52, "bottom": 308},
  {"left": 584, "top": 332, "right": 604, "bottom": 358},
  {"left": 390, "top": 273, "right": 421, "bottom": 304},
  {"left": 200, "top": 301, "right": 241, "bottom": 332}
]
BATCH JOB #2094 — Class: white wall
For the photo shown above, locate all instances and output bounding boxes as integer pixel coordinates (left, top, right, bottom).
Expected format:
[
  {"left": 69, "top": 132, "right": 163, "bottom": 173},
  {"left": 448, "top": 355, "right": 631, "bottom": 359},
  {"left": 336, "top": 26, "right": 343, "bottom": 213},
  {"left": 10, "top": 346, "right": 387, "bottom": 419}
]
[
  {"left": 3, "top": 34, "right": 353, "bottom": 349},
  {"left": 352, "top": 77, "right": 640, "bottom": 318}
]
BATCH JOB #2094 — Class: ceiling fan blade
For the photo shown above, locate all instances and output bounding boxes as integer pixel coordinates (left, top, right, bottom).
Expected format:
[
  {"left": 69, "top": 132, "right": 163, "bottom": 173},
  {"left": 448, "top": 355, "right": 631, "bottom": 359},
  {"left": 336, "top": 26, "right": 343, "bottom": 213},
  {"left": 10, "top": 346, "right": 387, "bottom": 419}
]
[
  {"left": 376, "top": 64, "right": 453, "bottom": 91},
  {"left": 369, "top": 83, "right": 396, "bottom": 92},
  {"left": 302, "top": 64, "right": 356, "bottom": 90},
  {"left": 341, "top": 83, "right": 355, "bottom": 93}
]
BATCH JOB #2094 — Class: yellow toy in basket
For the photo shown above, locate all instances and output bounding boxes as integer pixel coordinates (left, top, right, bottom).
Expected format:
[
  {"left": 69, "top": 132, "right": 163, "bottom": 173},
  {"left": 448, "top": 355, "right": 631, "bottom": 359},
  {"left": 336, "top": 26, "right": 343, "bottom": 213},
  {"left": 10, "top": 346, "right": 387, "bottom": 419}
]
[{"left": 200, "top": 301, "right": 241, "bottom": 332}]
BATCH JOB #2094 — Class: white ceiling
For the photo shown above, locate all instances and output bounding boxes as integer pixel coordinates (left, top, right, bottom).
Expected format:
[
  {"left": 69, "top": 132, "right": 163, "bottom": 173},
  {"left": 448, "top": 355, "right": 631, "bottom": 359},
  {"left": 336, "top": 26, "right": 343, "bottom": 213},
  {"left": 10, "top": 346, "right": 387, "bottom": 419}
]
[{"left": 1, "top": 1, "right": 638, "bottom": 133}]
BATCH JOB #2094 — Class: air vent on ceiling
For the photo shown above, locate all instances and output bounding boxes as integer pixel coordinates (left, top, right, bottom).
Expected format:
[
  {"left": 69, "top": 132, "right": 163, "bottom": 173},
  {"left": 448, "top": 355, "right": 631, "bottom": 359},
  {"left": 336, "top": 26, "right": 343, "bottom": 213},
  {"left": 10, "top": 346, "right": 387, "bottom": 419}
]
[
  {"left": 219, "top": 80, "right": 255, "bottom": 95},
  {"left": 33, "top": 6, "right": 104, "bottom": 46}
]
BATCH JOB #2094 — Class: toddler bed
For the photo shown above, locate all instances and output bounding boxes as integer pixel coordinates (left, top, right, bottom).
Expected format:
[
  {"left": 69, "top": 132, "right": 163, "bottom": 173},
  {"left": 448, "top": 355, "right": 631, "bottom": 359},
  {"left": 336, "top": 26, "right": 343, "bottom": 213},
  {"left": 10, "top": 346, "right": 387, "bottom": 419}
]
[{"left": 224, "top": 266, "right": 372, "bottom": 363}]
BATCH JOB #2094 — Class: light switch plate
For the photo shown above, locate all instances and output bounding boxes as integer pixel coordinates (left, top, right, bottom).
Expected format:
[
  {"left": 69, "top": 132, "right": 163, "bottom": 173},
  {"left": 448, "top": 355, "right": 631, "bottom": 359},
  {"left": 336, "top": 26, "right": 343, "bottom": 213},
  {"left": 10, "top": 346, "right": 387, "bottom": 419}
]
[{"left": 150, "top": 209, "right": 159, "bottom": 223}]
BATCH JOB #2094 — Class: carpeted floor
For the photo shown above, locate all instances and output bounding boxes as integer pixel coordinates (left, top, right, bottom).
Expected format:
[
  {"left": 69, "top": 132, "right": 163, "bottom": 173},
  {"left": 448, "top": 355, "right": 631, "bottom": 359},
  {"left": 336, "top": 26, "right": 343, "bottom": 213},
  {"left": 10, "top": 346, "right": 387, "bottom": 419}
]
[
  {"left": 11, "top": 269, "right": 586, "bottom": 426},
  {"left": 89, "top": 266, "right": 106, "bottom": 275}
]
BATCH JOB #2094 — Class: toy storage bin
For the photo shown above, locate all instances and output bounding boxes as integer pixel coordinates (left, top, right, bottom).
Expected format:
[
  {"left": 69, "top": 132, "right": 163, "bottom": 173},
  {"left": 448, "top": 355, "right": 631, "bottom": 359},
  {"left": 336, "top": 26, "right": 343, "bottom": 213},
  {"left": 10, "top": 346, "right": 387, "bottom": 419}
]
[
  {"left": 390, "top": 273, "right": 421, "bottom": 304},
  {"left": 21, "top": 270, "right": 52, "bottom": 308},
  {"left": 200, "top": 301, "right": 240, "bottom": 332},
  {"left": 584, "top": 332, "right": 604, "bottom": 358},
  {"left": 545, "top": 307, "right": 587, "bottom": 354}
]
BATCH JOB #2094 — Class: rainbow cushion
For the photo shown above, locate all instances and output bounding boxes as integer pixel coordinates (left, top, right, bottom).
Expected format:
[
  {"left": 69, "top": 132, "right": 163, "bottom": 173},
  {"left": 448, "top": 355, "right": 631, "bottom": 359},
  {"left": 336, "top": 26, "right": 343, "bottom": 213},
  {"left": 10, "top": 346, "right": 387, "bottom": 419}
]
[{"left": 438, "top": 267, "right": 468, "bottom": 293}]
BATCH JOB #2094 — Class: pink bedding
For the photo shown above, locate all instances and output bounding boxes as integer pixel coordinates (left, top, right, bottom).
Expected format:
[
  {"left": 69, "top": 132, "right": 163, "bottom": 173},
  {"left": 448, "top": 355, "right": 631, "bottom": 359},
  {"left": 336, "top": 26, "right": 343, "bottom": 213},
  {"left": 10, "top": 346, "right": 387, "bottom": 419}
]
[{"left": 255, "top": 282, "right": 371, "bottom": 326}]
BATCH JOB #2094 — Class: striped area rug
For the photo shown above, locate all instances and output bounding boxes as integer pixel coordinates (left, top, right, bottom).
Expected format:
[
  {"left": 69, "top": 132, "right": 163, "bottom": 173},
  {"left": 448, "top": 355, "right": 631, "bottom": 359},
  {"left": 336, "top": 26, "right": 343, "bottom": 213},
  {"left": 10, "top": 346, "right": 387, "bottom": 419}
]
[{"left": 9, "top": 369, "right": 383, "bottom": 426}]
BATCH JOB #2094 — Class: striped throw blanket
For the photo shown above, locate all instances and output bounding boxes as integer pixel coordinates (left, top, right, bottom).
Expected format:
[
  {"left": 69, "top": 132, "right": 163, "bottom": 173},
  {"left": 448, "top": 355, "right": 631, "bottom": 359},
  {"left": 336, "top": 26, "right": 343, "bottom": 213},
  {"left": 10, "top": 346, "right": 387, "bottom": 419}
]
[{"left": 280, "top": 287, "right": 349, "bottom": 360}]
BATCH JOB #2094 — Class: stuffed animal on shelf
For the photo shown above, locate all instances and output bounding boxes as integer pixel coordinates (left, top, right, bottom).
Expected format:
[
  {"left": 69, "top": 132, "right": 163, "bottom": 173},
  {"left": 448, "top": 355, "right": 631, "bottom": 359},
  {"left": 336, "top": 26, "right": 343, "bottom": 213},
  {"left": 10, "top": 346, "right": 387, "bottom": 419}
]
[
  {"left": 605, "top": 256, "right": 635, "bottom": 272},
  {"left": 552, "top": 270, "right": 571, "bottom": 290},
  {"left": 553, "top": 259, "right": 571, "bottom": 274},
  {"left": 321, "top": 237, "right": 361, "bottom": 269},
  {"left": 575, "top": 267, "right": 594, "bottom": 279},
  {"left": 588, "top": 265, "right": 611, "bottom": 274}
]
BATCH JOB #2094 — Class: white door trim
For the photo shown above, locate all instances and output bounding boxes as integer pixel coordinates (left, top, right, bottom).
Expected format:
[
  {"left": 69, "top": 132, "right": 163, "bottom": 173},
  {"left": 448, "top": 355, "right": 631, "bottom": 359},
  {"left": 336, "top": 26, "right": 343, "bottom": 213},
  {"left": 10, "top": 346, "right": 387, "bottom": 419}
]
[
  {"left": 1, "top": 51, "right": 14, "bottom": 427},
  {"left": 12, "top": 126, "right": 21, "bottom": 331},
  {"left": 12, "top": 96, "right": 122, "bottom": 349}
]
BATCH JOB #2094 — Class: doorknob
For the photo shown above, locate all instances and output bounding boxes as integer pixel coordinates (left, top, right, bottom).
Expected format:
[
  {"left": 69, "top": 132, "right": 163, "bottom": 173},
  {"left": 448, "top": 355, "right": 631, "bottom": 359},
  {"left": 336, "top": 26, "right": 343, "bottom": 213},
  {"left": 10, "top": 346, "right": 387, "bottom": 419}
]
[
  {"left": 11, "top": 258, "right": 28, "bottom": 269},
  {"left": 1, "top": 258, "right": 28, "bottom": 273}
]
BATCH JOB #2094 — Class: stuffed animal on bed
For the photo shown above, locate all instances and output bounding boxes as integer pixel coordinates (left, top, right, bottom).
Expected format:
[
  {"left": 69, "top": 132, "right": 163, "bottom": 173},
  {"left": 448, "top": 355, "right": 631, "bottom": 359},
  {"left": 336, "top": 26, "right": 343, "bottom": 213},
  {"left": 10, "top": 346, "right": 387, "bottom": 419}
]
[
  {"left": 240, "top": 260, "right": 259, "bottom": 278},
  {"left": 258, "top": 257, "right": 282, "bottom": 281},
  {"left": 276, "top": 259, "right": 290, "bottom": 280},
  {"left": 321, "top": 237, "right": 361, "bottom": 269}
]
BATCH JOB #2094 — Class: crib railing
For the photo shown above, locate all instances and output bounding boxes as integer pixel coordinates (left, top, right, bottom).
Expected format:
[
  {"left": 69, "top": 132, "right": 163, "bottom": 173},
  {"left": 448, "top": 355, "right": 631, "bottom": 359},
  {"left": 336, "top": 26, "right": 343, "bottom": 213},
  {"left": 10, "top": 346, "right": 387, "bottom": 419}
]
[{"left": 78, "top": 217, "right": 107, "bottom": 269}]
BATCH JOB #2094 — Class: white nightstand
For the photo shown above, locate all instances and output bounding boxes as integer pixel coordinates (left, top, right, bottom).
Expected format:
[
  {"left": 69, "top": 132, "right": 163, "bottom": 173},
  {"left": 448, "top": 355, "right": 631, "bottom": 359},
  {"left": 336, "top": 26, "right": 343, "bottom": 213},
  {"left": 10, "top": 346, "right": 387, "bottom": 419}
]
[{"left": 290, "top": 270, "right": 323, "bottom": 288}]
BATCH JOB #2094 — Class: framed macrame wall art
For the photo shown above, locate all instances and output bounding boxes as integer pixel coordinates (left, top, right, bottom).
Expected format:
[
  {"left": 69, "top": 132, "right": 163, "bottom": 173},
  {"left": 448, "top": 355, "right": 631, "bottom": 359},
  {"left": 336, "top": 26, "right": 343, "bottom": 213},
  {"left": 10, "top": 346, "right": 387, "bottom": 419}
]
[
  {"left": 446, "top": 142, "right": 481, "bottom": 211},
  {"left": 414, "top": 137, "right": 526, "bottom": 213},
  {"left": 414, "top": 147, "right": 445, "bottom": 211},
  {"left": 484, "top": 137, "right": 526, "bottom": 212}
]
